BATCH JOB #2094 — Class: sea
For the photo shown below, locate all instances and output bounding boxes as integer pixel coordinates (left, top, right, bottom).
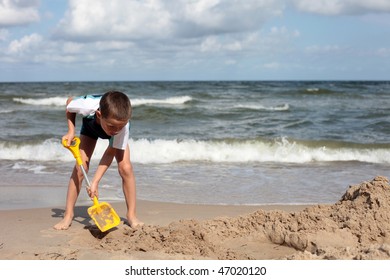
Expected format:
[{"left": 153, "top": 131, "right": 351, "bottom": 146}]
[{"left": 0, "top": 80, "right": 389, "bottom": 210}]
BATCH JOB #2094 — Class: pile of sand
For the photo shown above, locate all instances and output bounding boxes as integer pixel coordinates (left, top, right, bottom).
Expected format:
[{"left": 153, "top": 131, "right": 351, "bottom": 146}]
[{"left": 36, "top": 176, "right": 390, "bottom": 260}]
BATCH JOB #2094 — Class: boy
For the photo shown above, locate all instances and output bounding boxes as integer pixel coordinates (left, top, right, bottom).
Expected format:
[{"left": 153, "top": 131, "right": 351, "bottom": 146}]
[{"left": 54, "top": 91, "right": 142, "bottom": 230}]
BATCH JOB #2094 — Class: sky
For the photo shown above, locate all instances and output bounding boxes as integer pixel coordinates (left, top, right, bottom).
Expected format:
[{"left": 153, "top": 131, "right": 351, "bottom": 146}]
[{"left": 0, "top": 0, "right": 390, "bottom": 82}]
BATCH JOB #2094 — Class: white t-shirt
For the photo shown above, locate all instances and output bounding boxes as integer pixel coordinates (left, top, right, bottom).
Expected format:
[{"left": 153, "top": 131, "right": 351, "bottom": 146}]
[{"left": 67, "top": 95, "right": 130, "bottom": 150}]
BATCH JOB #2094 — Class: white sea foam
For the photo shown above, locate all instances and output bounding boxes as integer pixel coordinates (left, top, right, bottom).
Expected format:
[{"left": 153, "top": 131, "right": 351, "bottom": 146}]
[
  {"left": 12, "top": 96, "right": 192, "bottom": 107},
  {"left": 131, "top": 96, "right": 192, "bottom": 106},
  {"left": 12, "top": 162, "right": 49, "bottom": 174},
  {"left": 234, "top": 103, "right": 289, "bottom": 111},
  {"left": 129, "top": 138, "right": 390, "bottom": 164},
  {"left": 0, "top": 139, "right": 70, "bottom": 161},
  {"left": 1, "top": 138, "right": 388, "bottom": 164},
  {"left": 13, "top": 97, "right": 68, "bottom": 107},
  {"left": 306, "top": 88, "right": 320, "bottom": 92},
  {"left": 0, "top": 109, "right": 13, "bottom": 114}
]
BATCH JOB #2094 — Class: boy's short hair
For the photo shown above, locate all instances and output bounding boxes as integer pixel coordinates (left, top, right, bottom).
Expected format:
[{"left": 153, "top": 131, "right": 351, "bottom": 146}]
[{"left": 99, "top": 91, "right": 132, "bottom": 120}]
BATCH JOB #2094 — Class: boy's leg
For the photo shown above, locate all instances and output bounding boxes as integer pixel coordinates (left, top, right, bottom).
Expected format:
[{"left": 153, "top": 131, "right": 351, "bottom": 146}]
[
  {"left": 53, "top": 135, "right": 97, "bottom": 230},
  {"left": 116, "top": 145, "right": 143, "bottom": 228}
]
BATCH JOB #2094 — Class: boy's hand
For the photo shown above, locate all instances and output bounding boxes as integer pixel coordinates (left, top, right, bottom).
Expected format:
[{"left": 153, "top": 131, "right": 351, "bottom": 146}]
[
  {"left": 62, "top": 133, "right": 75, "bottom": 147},
  {"left": 88, "top": 181, "right": 99, "bottom": 199}
]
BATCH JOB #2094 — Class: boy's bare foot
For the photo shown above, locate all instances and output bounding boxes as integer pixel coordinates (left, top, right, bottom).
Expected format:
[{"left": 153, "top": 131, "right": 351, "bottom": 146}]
[
  {"left": 53, "top": 216, "right": 73, "bottom": 230},
  {"left": 127, "top": 217, "right": 144, "bottom": 228}
]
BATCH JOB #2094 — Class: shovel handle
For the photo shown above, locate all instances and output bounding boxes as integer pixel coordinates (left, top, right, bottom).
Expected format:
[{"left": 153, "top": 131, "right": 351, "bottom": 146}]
[
  {"left": 62, "top": 136, "right": 83, "bottom": 166},
  {"left": 92, "top": 196, "right": 99, "bottom": 206},
  {"left": 62, "top": 136, "right": 93, "bottom": 193}
]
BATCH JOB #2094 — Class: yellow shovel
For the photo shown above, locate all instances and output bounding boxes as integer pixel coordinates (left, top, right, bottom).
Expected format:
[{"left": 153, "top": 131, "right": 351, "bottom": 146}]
[{"left": 62, "top": 136, "right": 121, "bottom": 232}]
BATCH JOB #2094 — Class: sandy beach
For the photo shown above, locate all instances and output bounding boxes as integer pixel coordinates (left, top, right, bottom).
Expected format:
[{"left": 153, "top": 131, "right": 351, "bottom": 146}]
[{"left": 1, "top": 176, "right": 390, "bottom": 260}]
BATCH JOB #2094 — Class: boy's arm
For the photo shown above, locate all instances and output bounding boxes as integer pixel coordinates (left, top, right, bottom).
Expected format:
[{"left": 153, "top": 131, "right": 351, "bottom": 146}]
[
  {"left": 88, "top": 146, "right": 116, "bottom": 198},
  {"left": 63, "top": 97, "right": 76, "bottom": 146}
]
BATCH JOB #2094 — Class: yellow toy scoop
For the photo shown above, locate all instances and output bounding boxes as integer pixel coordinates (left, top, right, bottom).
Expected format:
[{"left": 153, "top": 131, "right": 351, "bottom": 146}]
[{"left": 62, "top": 136, "right": 121, "bottom": 232}]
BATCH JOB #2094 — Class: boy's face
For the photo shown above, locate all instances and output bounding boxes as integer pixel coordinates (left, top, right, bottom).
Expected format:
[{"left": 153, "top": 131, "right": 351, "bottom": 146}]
[{"left": 96, "top": 111, "right": 128, "bottom": 136}]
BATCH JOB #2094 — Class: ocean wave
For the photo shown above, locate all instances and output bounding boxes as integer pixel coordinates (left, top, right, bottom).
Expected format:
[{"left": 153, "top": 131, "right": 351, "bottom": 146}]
[
  {"left": 0, "top": 109, "right": 14, "bottom": 114},
  {"left": 302, "top": 88, "right": 336, "bottom": 94},
  {"left": 305, "top": 88, "right": 334, "bottom": 93},
  {"left": 12, "top": 162, "right": 50, "bottom": 174},
  {"left": 131, "top": 96, "right": 192, "bottom": 106},
  {"left": 1, "top": 138, "right": 389, "bottom": 164},
  {"left": 12, "top": 95, "right": 192, "bottom": 107},
  {"left": 13, "top": 97, "right": 68, "bottom": 106},
  {"left": 130, "top": 138, "right": 390, "bottom": 164},
  {"left": 234, "top": 103, "right": 289, "bottom": 111}
]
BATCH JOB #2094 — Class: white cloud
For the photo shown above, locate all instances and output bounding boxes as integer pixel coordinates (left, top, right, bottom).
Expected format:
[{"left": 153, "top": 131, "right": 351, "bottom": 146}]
[
  {"left": 200, "top": 36, "right": 242, "bottom": 52},
  {"left": 0, "top": 1, "right": 324, "bottom": 72},
  {"left": 0, "top": 0, "right": 40, "bottom": 27},
  {"left": 292, "top": 0, "right": 390, "bottom": 15},
  {"left": 377, "top": 47, "right": 390, "bottom": 57},
  {"left": 225, "top": 59, "right": 237, "bottom": 65},
  {"left": 54, "top": 0, "right": 172, "bottom": 41},
  {"left": 2, "top": 0, "right": 389, "bottom": 81},
  {"left": 0, "top": 28, "right": 9, "bottom": 40},
  {"left": 7, "top": 33, "right": 42, "bottom": 55},
  {"left": 263, "top": 62, "right": 280, "bottom": 69},
  {"left": 270, "top": 26, "right": 300, "bottom": 38},
  {"left": 305, "top": 44, "right": 344, "bottom": 54},
  {"left": 170, "top": 0, "right": 283, "bottom": 38},
  {"left": 35, "top": 0, "right": 287, "bottom": 74},
  {"left": 54, "top": 0, "right": 283, "bottom": 42}
]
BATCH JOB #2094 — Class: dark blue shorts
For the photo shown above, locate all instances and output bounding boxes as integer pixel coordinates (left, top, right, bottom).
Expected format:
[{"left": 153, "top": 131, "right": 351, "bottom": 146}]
[{"left": 80, "top": 116, "right": 111, "bottom": 140}]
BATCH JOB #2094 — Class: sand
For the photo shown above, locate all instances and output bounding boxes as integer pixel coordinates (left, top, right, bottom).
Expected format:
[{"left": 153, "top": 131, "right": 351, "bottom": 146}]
[{"left": 1, "top": 176, "right": 390, "bottom": 260}]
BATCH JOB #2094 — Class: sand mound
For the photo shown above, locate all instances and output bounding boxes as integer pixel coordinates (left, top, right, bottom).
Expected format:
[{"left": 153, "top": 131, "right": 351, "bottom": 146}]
[
  {"left": 284, "top": 175, "right": 390, "bottom": 259},
  {"left": 37, "top": 176, "right": 390, "bottom": 260}
]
